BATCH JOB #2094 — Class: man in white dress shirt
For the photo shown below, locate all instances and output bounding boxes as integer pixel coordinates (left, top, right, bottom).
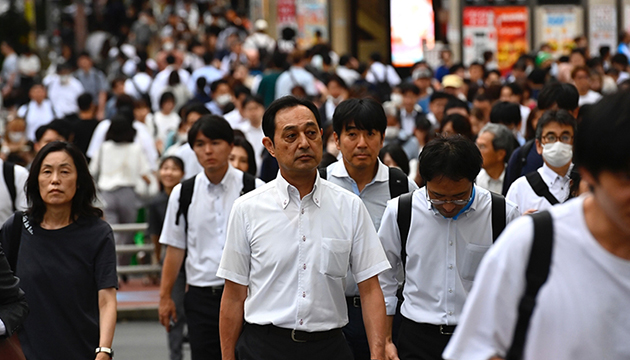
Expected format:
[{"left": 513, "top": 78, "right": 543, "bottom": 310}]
[
  {"left": 17, "top": 84, "right": 56, "bottom": 142},
  {"left": 218, "top": 96, "right": 391, "bottom": 360},
  {"left": 506, "top": 110, "right": 577, "bottom": 214},
  {"left": 476, "top": 123, "right": 516, "bottom": 194},
  {"left": 444, "top": 84, "right": 630, "bottom": 360},
  {"left": 159, "top": 115, "right": 264, "bottom": 360},
  {"left": 378, "top": 136, "right": 519, "bottom": 360},
  {"left": 324, "top": 98, "right": 418, "bottom": 359}
]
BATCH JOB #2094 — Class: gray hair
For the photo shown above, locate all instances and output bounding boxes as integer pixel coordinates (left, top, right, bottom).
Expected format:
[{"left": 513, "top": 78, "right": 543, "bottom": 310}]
[{"left": 479, "top": 123, "right": 515, "bottom": 163}]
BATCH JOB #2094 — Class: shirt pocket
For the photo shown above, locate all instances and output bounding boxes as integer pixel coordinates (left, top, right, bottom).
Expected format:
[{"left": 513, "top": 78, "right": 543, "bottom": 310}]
[
  {"left": 459, "top": 243, "right": 491, "bottom": 282},
  {"left": 320, "top": 237, "right": 352, "bottom": 278}
]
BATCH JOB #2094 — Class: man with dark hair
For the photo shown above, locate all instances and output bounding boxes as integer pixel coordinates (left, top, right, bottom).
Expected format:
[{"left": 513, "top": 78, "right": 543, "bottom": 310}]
[
  {"left": 74, "top": 52, "right": 109, "bottom": 120},
  {"left": 218, "top": 96, "right": 390, "bottom": 360},
  {"left": 205, "top": 79, "right": 233, "bottom": 116},
  {"left": 72, "top": 93, "right": 99, "bottom": 156},
  {"left": 443, "top": 97, "right": 469, "bottom": 118},
  {"left": 33, "top": 119, "right": 72, "bottom": 153},
  {"left": 324, "top": 98, "right": 417, "bottom": 359},
  {"left": 427, "top": 92, "right": 451, "bottom": 127},
  {"left": 490, "top": 101, "right": 524, "bottom": 145},
  {"left": 499, "top": 82, "right": 531, "bottom": 135},
  {"left": 151, "top": 55, "right": 192, "bottom": 112},
  {"left": 337, "top": 54, "right": 361, "bottom": 88},
  {"left": 173, "top": 104, "right": 213, "bottom": 179},
  {"left": 502, "top": 82, "right": 579, "bottom": 194},
  {"left": 399, "top": 83, "right": 424, "bottom": 138},
  {"left": 572, "top": 66, "right": 602, "bottom": 106},
  {"left": 188, "top": 51, "right": 223, "bottom": 95},
  {"left": 159, "top": 115, "right": 264, "bottom": 360},
  {"left": 476, "top": 123, "right": 516, "bottom": 194},
  {"left": 378, "top": 136, "right": 519, "bottom": 360},
  {"left": 506, "top": 110, "right": 577, "bottom": 214},
  {"left": 444, "top": 86, "right": 630, "bottom": 360},
  {"left": 275, "top": 49, "right": 319, "bottom": 99}
]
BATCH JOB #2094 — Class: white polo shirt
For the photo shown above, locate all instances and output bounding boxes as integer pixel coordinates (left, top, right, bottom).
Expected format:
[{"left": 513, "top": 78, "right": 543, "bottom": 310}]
[
  {"left": 506, "top": 163, "right": 571, "bottom": 214},
  {"left": 443, "top": 196, "right": 630, "bottom": 360},
  {"left": 17, "top": 100, "right": 56, "bottom": 142},
  {"left": 378, "top": 186, "right": 519, "bottom": 325},
  {"left": 160, "top": 165, "right": 264, "bottom": 287},
  {"left": 217, "top": 172, "right": 391, "bottom": 331}
]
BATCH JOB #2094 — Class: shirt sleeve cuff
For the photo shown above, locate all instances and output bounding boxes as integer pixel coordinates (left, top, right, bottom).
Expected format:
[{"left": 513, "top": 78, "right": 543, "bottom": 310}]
[
  {"left": 354, "top": 261, "right": 391, "bottom": 285},
  {"left": 216, "top": 268, "right": 249, "bottom": 286},
  {"left": 0, "top": 318, "right": 6, "bottom": 336},
  {"left": 384, "top": 295, "right": 398, "bottom": 316}
]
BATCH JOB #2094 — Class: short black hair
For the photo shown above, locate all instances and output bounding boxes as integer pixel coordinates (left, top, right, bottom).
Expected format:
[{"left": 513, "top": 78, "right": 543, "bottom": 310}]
[
  {"left": 332, "top": 98, "right": 386, "bottom": 138},
  {"left": 325, "top": 74, "right": 348, "bottom": 89},
  {"left": 262, "top": 96, "right": 321, "bottom": 143},
  {"left": 444, "top": 97, "right": 470, "bottom": 115},
  {"left": 430, "top": 91, "right": 451, "bottom": 103},
  {"left": 160, "top": 155, "right": 185, "bottom": 173},
  {"left": 379, "top": 143, "right": 410, "bottom": 175},
  {"left": 612, "top": 53, "right": 628, "bottom": 66},
  {"left": 399, "top": 83, "right": 420, "bottom": 96},
  {"left": 575, "top": 91, "right": 630, "bottom": 177},
  {"left": 535, "top": 109, "right": 577, "bottom": 141},
  {"left": 35, "top": 119, "right": 72, "bottom": 142},
  {"left": 181, "top": 103, "right": 211, "bottom": 121},
  {"left": 537, "top": 82, "right": 579, "bottom": 111},
  {"left": 242, "top": 95, "right": 264, "bottom": 108},
  {"left": 490, "top": 101, "right": 521, "bottom": 126},
  {"left": 26, "top": 141, "right": 102, "bottom": 225},
  {"left": 160, "top": 91, "right": 176, "bottom": 108},
  {"left": 419, "top": 136, "right": 483, "bottom": 183},
  {"left": 440, "top": 114, "right": 473, "bottom": 140},
  {"left": 106, "top": 115, "right": 136, "bottom": 143},
  {"left": 78, "top": 93, "right": 93, "bottom": 111},
  {"left": 234, "top": 84, "right": 252, "bottom": 99},
  {"left": 188, "top": 114, "right": 234, "bottom": 147},
  {"left": 504, "top": 82, "right": 524, "bottom": 97},
  {"left": 233, "top": 135, "right": 257, "bottom": 176},
  {"left": 210, "top": 79, "right": 230, "bottom": 94}
]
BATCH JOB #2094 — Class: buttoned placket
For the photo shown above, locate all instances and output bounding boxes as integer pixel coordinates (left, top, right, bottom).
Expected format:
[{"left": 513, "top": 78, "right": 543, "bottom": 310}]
[
  {"left": 444, "top": 217, "right": 456, "bottom": 324},
  {"left": 208, "top": 182, "right": 226, "bottom": 237},
  {"left": 293, "top": 187, "right": 312, "bottom": 329}
]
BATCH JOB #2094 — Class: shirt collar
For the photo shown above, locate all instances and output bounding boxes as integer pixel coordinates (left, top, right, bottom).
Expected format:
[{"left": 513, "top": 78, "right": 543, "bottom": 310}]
[
  {"left": 199, "top": 164, "right": 238, "bottom": 189},
  {"left": 540, "top": 162, "right": 572, "bottom": 186},
  {"left": 424, "top": 185, "right": 480, "bottom": 216},
  {"left": 275, "top": 170, "right": 322, "bottom": 209},
  {"left": 329, "top": 159, "right": 388, "bottom": 184}
]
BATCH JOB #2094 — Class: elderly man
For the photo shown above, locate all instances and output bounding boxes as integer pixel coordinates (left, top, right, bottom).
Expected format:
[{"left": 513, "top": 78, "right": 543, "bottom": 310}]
[
  {"left": 476, "top": 123, "right": 516, "bottom": 194},
  {"left": 218, "top": 96, "right": 391, "bottom": 360}
]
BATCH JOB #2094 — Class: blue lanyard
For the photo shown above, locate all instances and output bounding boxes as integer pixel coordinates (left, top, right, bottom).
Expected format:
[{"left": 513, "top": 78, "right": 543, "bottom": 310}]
[{"left": 450, "top": 186, "right": 476, "bottom": 220}]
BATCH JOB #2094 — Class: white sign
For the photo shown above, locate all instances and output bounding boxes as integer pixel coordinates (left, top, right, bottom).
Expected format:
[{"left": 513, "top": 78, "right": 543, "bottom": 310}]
[{"left": 589, "top": 5, "right": 617, "bottom": 57}]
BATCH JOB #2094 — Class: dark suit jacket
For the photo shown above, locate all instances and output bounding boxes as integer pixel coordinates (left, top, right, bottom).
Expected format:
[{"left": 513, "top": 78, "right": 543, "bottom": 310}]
[{"left": 0, "top": 243, "right": 28, "bottom": 338}]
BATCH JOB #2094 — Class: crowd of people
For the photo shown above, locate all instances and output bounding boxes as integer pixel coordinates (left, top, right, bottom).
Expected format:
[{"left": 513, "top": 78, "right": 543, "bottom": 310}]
[{"left": 0, "top": 1, "right": 629, "bottom": 360}]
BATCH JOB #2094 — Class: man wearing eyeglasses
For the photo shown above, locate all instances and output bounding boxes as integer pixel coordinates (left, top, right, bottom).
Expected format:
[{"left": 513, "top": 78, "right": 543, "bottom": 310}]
[
  {"left": 377, "top": 136, "right": 519, "bottom": 360},
  {"left": 506, "top": 110, "right": 578, "bottom": 215}
]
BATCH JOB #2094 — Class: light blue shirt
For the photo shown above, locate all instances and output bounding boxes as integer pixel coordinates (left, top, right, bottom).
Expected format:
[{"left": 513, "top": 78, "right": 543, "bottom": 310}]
[
  {"left": 188, "top": 65, "right": 223, "bottom": 94},
  {"left": 274, "top": 66, "right": 319, "bottom": 99}
]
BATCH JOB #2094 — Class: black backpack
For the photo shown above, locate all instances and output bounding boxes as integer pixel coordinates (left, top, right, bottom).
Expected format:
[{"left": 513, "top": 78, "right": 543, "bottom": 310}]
[
  {"left": 3, "top": 161, "right": 16, "bottom": 212},
  {"left": 396, "top": 190, "right": 506, "bottom": 269},
  {"left": 175, "top": 172, "right": 257, "bottom": 232}
]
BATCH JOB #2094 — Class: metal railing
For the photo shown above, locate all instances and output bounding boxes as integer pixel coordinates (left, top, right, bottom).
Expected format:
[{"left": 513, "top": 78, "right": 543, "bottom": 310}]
[{"left": 110, "top": 223, "right": 161, "bottom": 276}]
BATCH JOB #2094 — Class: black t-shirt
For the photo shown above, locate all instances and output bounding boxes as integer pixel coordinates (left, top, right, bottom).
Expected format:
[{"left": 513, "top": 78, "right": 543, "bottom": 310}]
[
  {"left": 73, "top": 118, "right": 99, "bottom": 157},
  {"left": 147, "top": 191, "right": 169, "bottom": 237},
  {"left": 0, "top": 214, "right": 118, "bottom": 360}
]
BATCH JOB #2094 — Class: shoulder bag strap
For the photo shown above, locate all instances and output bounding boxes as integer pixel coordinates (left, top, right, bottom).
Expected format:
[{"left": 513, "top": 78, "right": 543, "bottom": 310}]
[
  {"left": 3, "top": 162, "right": 16, "bottom": 212},
  {"left": 490, "top": 192, "right": 506, "bottom": 242},
  {"left": 525, "top": 172, "right": 560, "bottom": 205},
  {"left": 388, "top": 167, "right": 409, "bottom": 199},
  {"left": 7, "top": 211, "right": 23, "bottom": 273},
  {"left": 396, "top": 192, "right": 414, "bottom": 270}
]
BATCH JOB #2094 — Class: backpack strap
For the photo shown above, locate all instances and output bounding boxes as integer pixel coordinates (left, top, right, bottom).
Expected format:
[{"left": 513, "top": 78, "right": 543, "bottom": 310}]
[
  {"left": 7, "top": 211, "right": 23, "bottom": 273},
  {"left": 506, "top": 211, "right": 554, "bottom": 360},
  {"left": 318, "top": 167, "right": 327, "bottom": 180},
  {"left": 3, "top": 161, "right": 16, "bottom": 212},
  {"left": 396, "top": 192, "right": 414, "bottom": 270},
  {"left": 241, "top": 172, "right": 256, "bottom": 195},
  {"left": 175, "top": 177, "right": 196, "bottom": 233},
  {"left": 525, "top": 171, "right": 560, "bottom": 205},
  {"left": 388, "top": 167, "right": 409, "bottom": 199},
  {"left": 490, "top": 192, "right": 506, "bottom": 242}
]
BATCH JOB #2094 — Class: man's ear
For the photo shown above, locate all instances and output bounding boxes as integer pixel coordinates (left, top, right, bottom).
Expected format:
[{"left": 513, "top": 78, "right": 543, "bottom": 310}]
[
  {"left": 262, "top": 137, "right": 275, "bottom": 158},
  {"left": 535, "top": 138, "right": 543, "bottom": 155},
  {"left": 333, "top": 131, "right": 340, "bottom": 150}
]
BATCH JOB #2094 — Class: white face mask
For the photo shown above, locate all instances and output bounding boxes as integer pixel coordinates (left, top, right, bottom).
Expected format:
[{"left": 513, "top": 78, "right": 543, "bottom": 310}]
[
  {"left": 59, "top": 74, "right": 71, "bottom": 84},
  {"left": 163, "top": 42, "right": 174, "bottom": 52},
  {"left": 390, "top": 93, "right": 403, "bottom": 107},
  {"left": 328, "top": 95, "right": 344, "bottom": 105},
  {"left": 384, "top": 126, "right": 400, "bottom": 140},
  {"left": 542, "top": 141, "right": 573, "bottom": 168},
  {"left": 215, "top": 94, "right": 232, "bottom": 107},
  {"left": 8, "top": 131, "right": 25, "bottom": 143}
]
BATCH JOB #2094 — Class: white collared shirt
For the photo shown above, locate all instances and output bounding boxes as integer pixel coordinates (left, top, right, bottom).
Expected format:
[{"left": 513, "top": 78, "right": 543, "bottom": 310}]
[
  {"left": 0, "top": 159, "right": 28, "bottom": 225},
  {"left": 506, "top": 163, "right": 571, "bottom": 215},
  {"left": 476, "top": 168, "right": 505, "bottom": 195},
  {"left": 17, "top": 100, "right": 56, "bottom": 141},
  {"left": 443, "top": 196, "right": 630, "bottom": 360},
  {"left": 326, "top": 160, "right": 418, "bottom": 296},
  {"left": 378, "top": 186, "right": 519, "bottom": 325},
  {"left": 160, "top": 166, "right": 264, "bottom": 287},
  {"left": 46, "top": 76, "right": 85, "bottom": 117},
  {"left": 365, "top": 62, "right": 401, "bottom": 87},
  {"left": 400, "top": 106, "right": 423, "bottom": 138},
  {"left": 217, "top": 172, "right": 391, "bottom": 331}
]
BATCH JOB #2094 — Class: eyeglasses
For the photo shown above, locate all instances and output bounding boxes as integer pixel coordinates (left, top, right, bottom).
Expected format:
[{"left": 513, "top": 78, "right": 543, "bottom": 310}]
[
  {"left": 426, "top": 188, "right": 473, "bottom": 206},
  {"left": 542, "top": 133, "right": 573, "bottom": 144}
]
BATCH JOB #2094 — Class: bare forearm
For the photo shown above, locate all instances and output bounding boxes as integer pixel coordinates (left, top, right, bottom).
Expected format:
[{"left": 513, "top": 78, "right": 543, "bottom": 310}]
[
  {"left": 220, "top": 281, "right": 247, "bottom": 360},
  {"left": 98, "top": 288, "right": 117, "bottom": 349},
  {"left": 150, "top": 234, "right": 162, "bottom": 263},
  {"left": 359, "top": 277, "right": 387, "bottom": 360},
  {"left": 159, "top": 246, "right": 185, "bottom": 298}
]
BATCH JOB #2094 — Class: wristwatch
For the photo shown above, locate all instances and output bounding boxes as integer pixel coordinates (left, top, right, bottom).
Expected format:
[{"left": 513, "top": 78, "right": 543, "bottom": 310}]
[{"left": 95, "top": 347, "right": 114, "bottom": 359}]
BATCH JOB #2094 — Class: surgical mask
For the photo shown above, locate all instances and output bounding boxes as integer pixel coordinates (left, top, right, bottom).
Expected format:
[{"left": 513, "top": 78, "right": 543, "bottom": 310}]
[
  {"left": 8, "top": 131, "right": 25, "bottom": 143},
  {"left": 384, "top": 126, "right": 400, "bottom": 140},
  {"left": 216, "top": 94, "right": 232, "bottom": 107},
  {"left": 60, "top": 74, "right": 70, "bottom": 84},
  {"left": 542, "top": 141, "right": 573, "bottom": 168},
  {"left": 390, "top": 93, "right": 403, "bottom": 107}
]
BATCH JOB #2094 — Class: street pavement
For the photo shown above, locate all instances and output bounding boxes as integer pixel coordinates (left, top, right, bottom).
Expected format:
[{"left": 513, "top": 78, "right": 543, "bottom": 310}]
[{"left": 114, "top": 320, "right": 191, "bottom": 359}]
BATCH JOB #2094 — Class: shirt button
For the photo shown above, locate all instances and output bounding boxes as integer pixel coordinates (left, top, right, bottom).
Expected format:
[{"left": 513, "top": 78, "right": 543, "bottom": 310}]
[
  {"left": 299, "top": 319, "right": 303, "bottom": 325},
  {"left": 302, "top": 292, "right": 306, "bottom": 298},
  {"left": 448, "top": 288, "right": 453, "bottom": 293},
  {"left": 449, "top": 241, "right": 453, "bottom": 246},
  {"left": 301, "top": 208, "right": 304, "bottom": 214},
  {"left": 303, "top": 264, "right": 306, "bottom": 270},
  {"left": 448, "top": 311, "right": 453, "bottom": 316},
  {"left": 448, "top": 264, "right": 453, "bottom": 270},
  {"left": 302, "top": 235, "right": 306, "bottom": 242}
]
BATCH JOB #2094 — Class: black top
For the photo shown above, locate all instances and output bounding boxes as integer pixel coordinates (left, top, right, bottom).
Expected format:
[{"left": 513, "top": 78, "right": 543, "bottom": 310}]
[
  {"left": 72, "top": 118, "right": 99, "bottom": 157},
  {"left": 0, "top": 214, "right": 118, "bottom": 360},
  {"left": 147, "top": 191, "right": 169, "bottom": 237}
]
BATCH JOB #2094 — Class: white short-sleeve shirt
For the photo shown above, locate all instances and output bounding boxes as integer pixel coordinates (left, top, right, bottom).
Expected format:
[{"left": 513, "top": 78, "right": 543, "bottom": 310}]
[
  {"left": 506, "top": 163, "right": 571, "bottom": 214},
  {"left": 443, "top": 196, "right": 630, "bottom": 360},
  {"left": 217, "top": 172, "right": 391, "bottom": 331}
]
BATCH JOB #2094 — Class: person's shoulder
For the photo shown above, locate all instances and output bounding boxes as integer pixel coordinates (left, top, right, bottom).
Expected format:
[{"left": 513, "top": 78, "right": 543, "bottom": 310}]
[
  {"left": 233, "top": 180, "right": 276, "bottom": 207},
  {"left": 77, "top": 217, "right": 113, "bottom": 235},
  {"left": 321, "top": 178, "right": 360, "bottom": 202}
]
